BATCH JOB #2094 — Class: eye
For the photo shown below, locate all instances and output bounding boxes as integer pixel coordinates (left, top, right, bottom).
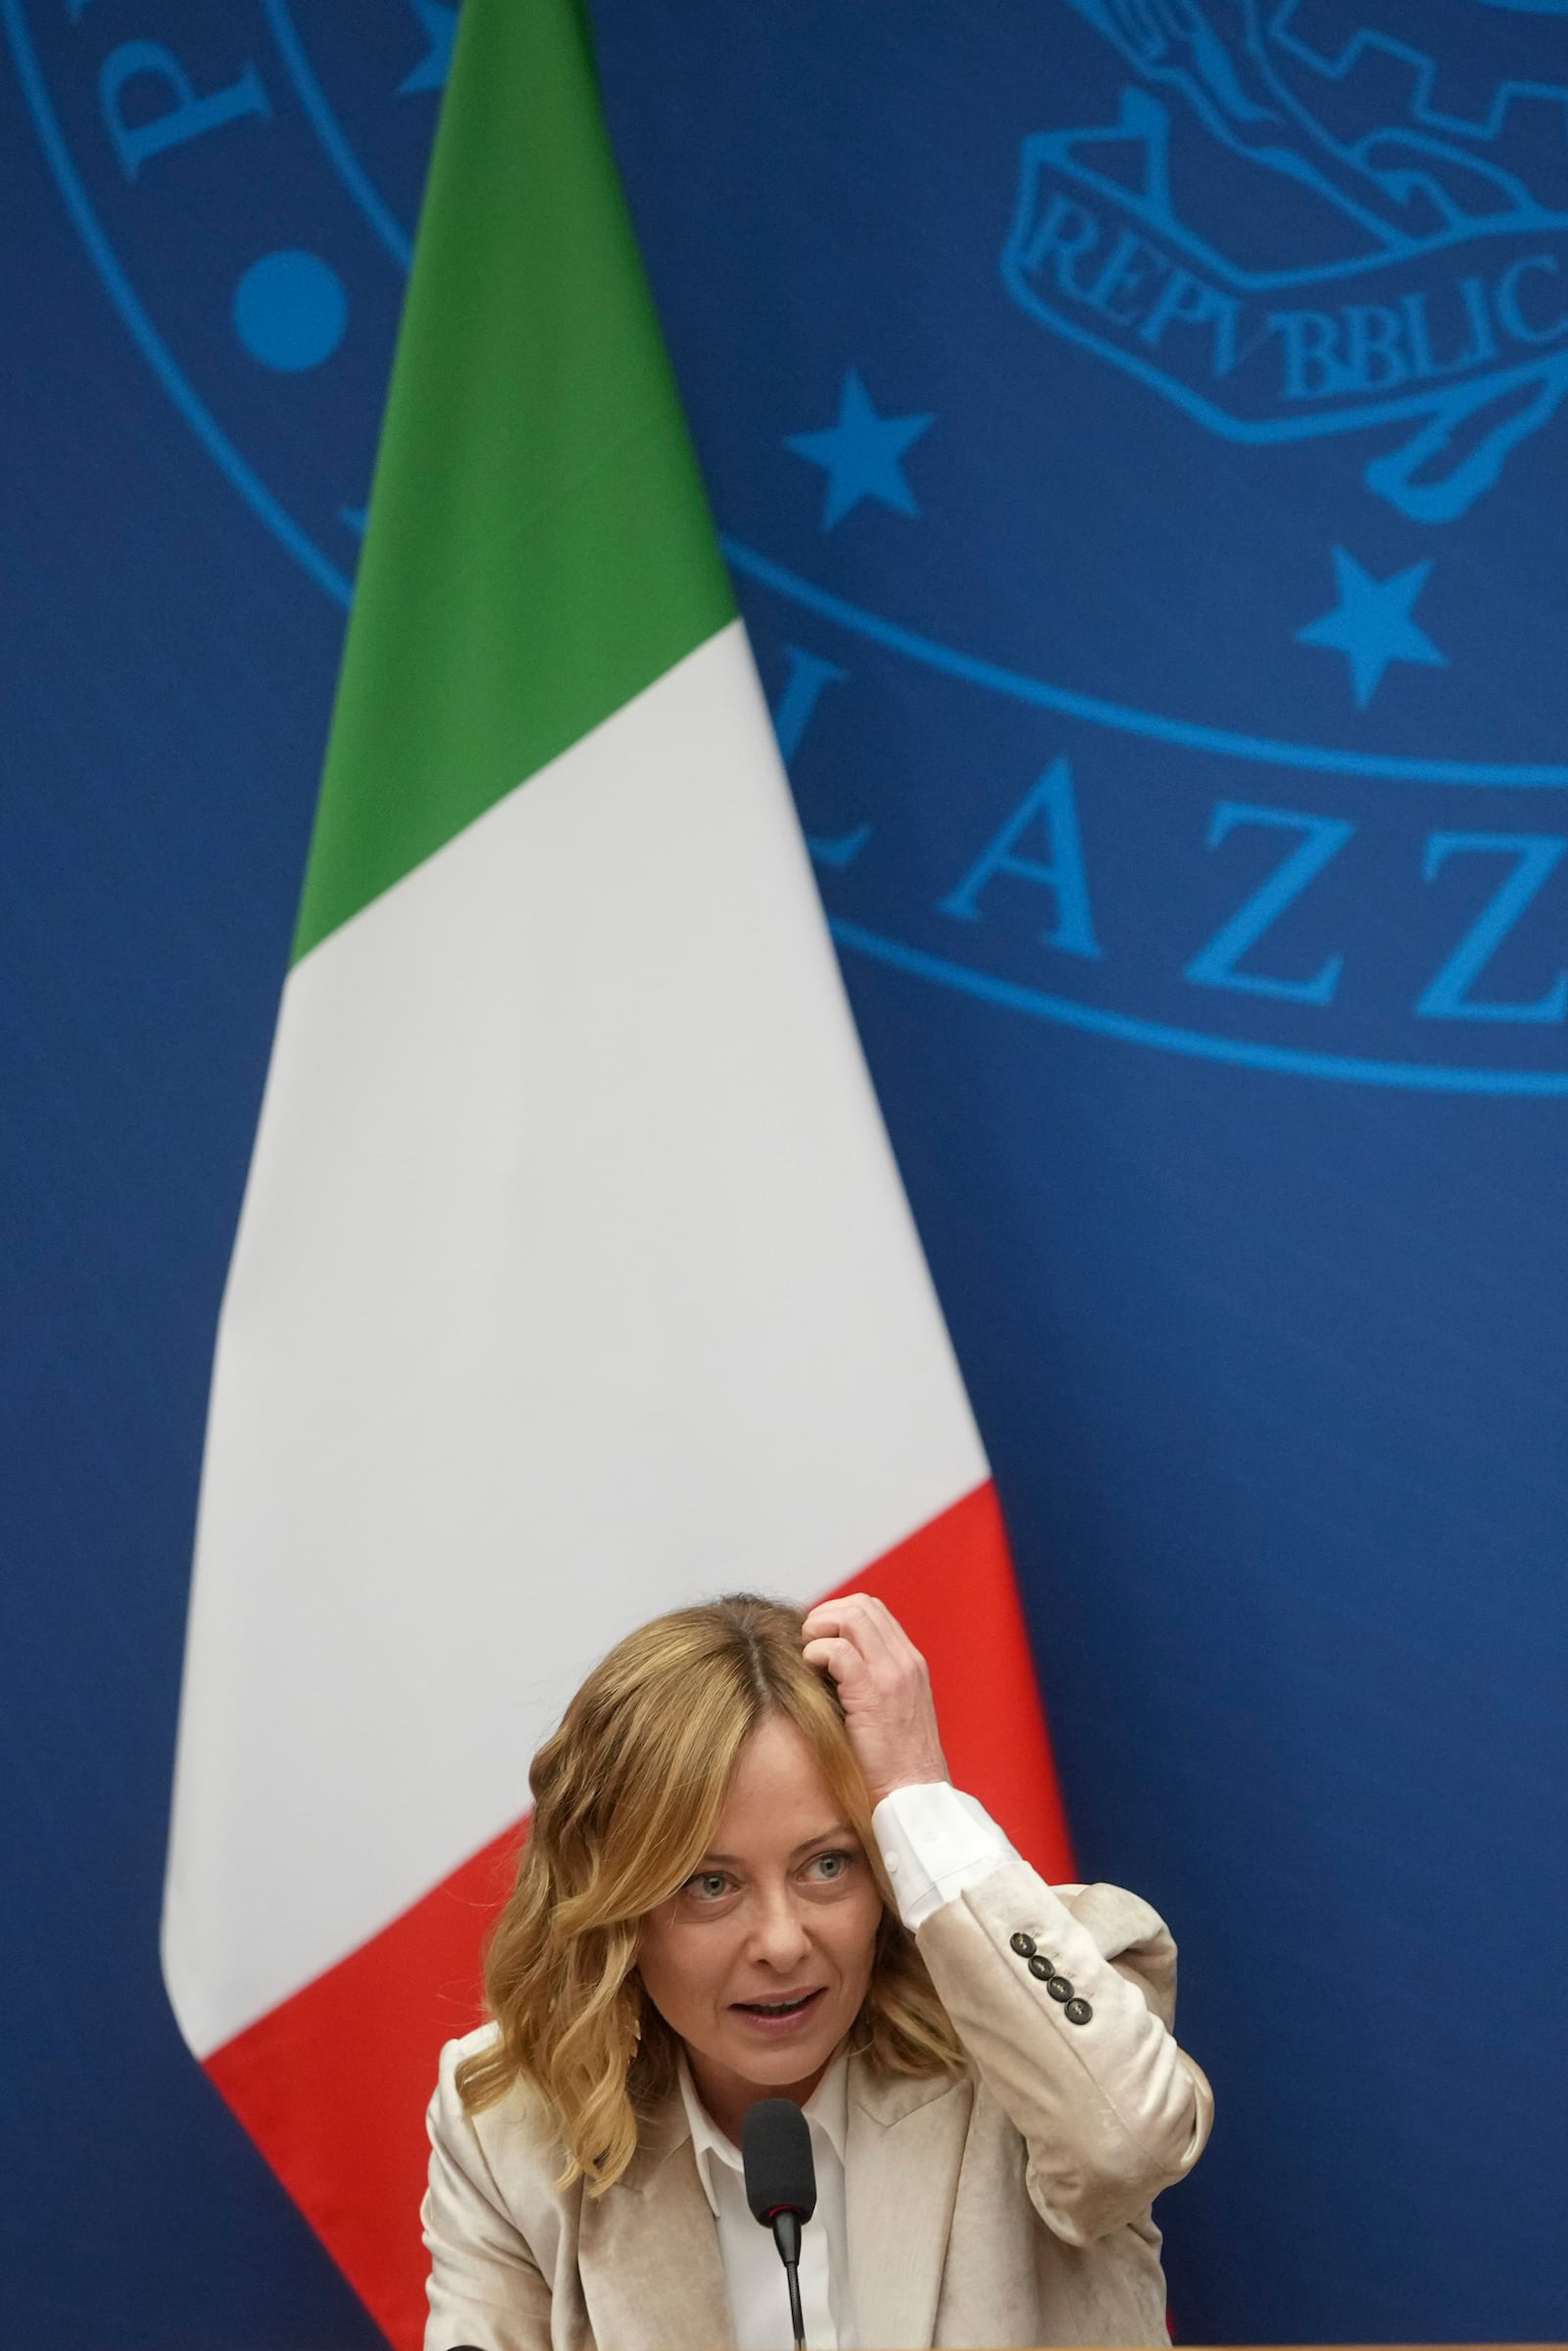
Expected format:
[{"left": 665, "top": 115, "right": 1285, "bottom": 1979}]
[
  {"left": 804, "top": 1848, "right": 856, "bottom": 1884},
  {"left": 682, "top": 1869, "right": 733, "bottom": 1902}
]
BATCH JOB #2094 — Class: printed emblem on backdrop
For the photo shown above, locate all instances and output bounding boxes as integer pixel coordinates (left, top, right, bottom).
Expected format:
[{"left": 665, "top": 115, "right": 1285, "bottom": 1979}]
[
  {"left": 11, "top": 0, "right": 1568, "bottom": 1093},
  {"left": 3, "top": 0, "right": 453, "bottom": 604},
  {"left": 1005, "top": 0, "right": 1568, "bottom": 525},
  {"left": 737, "top": 0, "right": 1568, "bottom": 1096}
]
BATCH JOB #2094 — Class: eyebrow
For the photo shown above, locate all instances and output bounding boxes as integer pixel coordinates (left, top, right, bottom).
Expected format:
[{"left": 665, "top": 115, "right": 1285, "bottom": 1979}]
[{"left": 698, "top": 1824, "right": 858, "bottom": 1867}]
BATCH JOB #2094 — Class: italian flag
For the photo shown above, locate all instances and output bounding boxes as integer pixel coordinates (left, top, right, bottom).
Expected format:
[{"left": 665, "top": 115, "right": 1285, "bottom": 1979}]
[{"left": 161, "top": 0, "right": 1073, "bottom": 2342}]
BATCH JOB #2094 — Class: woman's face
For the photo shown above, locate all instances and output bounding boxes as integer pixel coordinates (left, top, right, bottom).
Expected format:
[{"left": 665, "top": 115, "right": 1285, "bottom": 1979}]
[{"left": 637, "top": 1712, "right": 883, "bottom": 2136}]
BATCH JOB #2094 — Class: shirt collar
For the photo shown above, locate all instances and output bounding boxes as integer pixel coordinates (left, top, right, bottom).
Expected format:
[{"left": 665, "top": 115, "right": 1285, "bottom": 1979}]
[{"left": 676, "top": 2048, "right": 851, "bottom": 2218}]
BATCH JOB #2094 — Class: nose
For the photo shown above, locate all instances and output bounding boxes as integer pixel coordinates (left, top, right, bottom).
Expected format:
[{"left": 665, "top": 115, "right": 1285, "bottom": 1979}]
[{"left": 745, "top": 1880, "right": 813, "bottom": 1973}]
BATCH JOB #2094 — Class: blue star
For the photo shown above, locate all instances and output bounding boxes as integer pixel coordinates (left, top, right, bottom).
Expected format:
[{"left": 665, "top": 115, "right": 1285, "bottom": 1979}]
[
  {"left": 1296, "top": 547, "right": 1446, "bottom": 708},
  {"left": 787, "top": 371, "right": 935, "bottom": 530},
  {"left": 400, "top": 0, "right": 458, "bottom": 94}
]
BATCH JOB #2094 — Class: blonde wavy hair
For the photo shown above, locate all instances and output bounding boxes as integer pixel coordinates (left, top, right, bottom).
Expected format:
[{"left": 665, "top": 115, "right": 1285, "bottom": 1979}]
[{"left": 456, "top": 1592, "right": 963, "bottom": 2190}]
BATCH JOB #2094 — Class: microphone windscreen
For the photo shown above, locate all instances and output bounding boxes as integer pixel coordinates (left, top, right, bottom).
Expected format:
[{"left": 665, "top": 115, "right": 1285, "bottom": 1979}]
[{"left": 742, "top": 2096, "right": 817, "bottom": 2226}]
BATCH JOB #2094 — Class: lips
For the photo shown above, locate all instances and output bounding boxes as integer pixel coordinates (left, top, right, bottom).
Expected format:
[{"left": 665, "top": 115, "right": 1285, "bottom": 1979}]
[{"left": 730, "top": 1986, "right": 827, "bottom": 2028}]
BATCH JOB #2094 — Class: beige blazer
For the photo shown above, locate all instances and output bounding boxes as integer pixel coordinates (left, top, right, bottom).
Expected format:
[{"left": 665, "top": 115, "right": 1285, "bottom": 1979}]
[{"left": 422, "top": 1859, "right": 1214, "bottom": 2350}]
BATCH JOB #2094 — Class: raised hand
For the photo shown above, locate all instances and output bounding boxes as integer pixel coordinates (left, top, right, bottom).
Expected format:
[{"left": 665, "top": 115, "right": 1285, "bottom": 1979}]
[{"left": 801, "top": 1592, "right": 950, "bottom": 1808}]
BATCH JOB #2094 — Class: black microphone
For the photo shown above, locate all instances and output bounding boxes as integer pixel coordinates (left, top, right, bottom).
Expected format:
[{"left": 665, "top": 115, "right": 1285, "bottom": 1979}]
[{"left": 742, "top": 2096, "right": 817, "bottom": 2351}]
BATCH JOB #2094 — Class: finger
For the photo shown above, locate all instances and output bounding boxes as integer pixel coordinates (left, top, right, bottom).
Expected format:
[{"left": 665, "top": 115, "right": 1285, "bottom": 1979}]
[
  {"left": 802, "top": 1605, "right": 893, "bottom": 1692},
  {"left": 800, "top": 1601, "right": 867, "bottom": 1650},
  {"left": 803, "top": 1592, "right": 897, "bottom": 1648},
  {"left": 802, "top": 1634, "right": 869, "bottom": 1694},
  {"left": 811, "top": 1592, "right": 922, "bottom": 1676},
  {"left": 804, "top": 1598, "right": 923, "bottom": 1691},
  {"left": 802, "top": 1591, "right": 875, "bottom": 1631}
]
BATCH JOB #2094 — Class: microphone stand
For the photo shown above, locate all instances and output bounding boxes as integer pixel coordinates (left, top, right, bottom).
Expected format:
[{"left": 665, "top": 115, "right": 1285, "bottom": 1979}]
[{"left": 768, "top": 2208, "right": 807, "bottom": 2351}]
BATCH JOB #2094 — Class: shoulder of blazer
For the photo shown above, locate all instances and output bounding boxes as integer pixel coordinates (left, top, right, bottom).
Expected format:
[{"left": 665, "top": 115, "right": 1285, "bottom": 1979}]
[
  {"left": 439, "top": 2029, "right": 697, "bottom": 2212},
  {"left": 433, "top": 2027, "right": 574, "bottom": 2239}
]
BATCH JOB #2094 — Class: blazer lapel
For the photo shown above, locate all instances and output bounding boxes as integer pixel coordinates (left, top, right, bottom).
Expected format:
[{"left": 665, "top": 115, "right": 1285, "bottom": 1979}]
[
  {"left": 845, "top": 2058, "right": 973, "bottom": 2351},
  {"left": 576, "top": 2092, "right": 733, "bottom": 2351}
]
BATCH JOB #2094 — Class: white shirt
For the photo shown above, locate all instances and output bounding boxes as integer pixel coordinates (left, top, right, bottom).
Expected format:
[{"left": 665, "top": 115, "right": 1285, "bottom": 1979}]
[{"left": 677, "top": 1781, "right": 1012, "bottom": 2351}]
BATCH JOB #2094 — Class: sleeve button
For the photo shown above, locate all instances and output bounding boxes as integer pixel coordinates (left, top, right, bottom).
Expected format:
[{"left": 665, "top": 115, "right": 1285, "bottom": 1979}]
[
  {"left": 1064, "top": 1997, "right": 1093, "bottom": 2025},
  {"left": 1047, "top": 1976, "right": 1074, "bottom": 2002},
  {"left": 1008, "top": 1932, "right": 1036, "bottom": 1958},
  {"left": 1027, "top": 1953, "right": 1055, "bottom": 1980}
]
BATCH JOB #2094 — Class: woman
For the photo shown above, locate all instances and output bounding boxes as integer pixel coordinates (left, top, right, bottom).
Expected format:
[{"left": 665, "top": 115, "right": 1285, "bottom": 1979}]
[{"left": 423, "top": 1592, "right": 1212, "bottom": 2351}]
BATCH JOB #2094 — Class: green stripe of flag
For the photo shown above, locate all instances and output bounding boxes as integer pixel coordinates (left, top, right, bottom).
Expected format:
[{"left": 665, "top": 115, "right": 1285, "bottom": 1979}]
[{"left": 293, "top": 0, "right": 736, "bottom": 963}]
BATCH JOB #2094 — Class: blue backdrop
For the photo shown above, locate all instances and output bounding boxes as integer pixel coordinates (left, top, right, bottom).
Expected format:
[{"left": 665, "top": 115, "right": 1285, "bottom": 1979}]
[{"left": 4, "top": 2, "right": 1567, "bottom": 2341}]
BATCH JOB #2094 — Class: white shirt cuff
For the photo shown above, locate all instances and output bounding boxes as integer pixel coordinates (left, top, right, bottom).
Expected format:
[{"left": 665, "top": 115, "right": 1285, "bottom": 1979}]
[{"left": 871, "top": 1781, "right": 1017, "bottom": 1932}]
